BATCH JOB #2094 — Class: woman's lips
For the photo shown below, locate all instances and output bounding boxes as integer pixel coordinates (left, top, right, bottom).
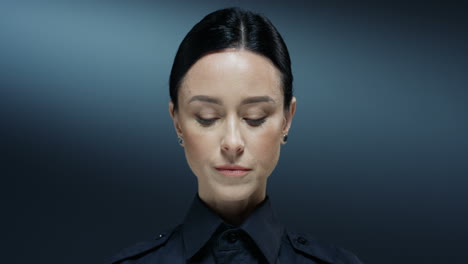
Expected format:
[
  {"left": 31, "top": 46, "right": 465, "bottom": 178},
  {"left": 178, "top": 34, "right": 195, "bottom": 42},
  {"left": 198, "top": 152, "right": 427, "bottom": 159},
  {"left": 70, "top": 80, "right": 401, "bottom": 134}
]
[{"left": 214, "top": 164, "right": 252, "bottom": 177}]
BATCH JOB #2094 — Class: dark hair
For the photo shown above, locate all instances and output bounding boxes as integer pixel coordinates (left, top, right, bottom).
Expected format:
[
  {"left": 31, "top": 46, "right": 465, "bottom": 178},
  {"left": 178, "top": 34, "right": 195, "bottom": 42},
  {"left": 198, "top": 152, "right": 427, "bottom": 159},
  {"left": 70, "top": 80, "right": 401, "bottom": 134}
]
[{"left": 169, "top": 7, "right": 293, "bottom": 111}]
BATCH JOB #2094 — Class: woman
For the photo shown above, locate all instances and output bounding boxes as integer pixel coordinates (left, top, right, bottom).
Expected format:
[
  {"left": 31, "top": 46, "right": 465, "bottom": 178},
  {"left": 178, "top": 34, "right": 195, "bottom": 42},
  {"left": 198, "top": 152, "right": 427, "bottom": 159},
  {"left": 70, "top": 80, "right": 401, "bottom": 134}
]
[{"left": 110, "top": 7, "right": 363, "bottom": 264}]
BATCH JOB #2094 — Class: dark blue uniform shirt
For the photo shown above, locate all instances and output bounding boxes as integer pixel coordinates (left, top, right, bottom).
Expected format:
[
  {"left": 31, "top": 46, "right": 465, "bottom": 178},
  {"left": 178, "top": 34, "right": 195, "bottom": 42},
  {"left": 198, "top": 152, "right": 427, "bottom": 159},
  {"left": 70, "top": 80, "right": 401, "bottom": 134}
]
[{"left": 110, "top": 194, "right": 363, "bottom": 264}]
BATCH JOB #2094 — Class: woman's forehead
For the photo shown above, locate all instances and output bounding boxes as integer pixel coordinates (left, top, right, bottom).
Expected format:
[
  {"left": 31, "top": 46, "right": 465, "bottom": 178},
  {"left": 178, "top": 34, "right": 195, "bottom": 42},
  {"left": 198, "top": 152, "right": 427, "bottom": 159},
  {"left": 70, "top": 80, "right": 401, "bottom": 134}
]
[{"left": 179, "top": 50, "right": 283, "bottom": 102}]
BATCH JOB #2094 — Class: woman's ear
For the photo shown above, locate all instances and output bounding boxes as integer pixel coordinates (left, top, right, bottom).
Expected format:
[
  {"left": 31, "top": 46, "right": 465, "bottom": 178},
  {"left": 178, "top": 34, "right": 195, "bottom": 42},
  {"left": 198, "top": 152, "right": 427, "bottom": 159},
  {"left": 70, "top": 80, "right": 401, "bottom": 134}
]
[
  {"left": 282, "top": 96, "right": 297, "bottom": 134},
  {"left": 169, "top": 101, "right": 183, "bottom": 136}
]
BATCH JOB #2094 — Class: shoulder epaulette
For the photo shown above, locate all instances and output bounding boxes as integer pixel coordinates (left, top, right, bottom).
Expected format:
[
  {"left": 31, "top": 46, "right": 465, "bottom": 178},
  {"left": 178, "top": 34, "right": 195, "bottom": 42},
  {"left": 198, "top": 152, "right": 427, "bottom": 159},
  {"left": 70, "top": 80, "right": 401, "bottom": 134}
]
[
  {"left": 286, "top": 230, "right": 362, "bottom": 264},
  {"left": 108, "top": 225, "right": 179, "bottom": 264}
]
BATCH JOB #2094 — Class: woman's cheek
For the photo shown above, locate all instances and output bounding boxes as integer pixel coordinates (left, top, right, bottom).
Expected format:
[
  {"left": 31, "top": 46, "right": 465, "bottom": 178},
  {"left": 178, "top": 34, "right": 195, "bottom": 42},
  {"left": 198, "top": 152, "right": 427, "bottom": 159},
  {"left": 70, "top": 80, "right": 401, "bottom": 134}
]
[
  {"left": 251, "top": 126, "right": 281, "bottom": 165},
  {"left": 184, "top": 129, "right": 216, "bottom": 165}
]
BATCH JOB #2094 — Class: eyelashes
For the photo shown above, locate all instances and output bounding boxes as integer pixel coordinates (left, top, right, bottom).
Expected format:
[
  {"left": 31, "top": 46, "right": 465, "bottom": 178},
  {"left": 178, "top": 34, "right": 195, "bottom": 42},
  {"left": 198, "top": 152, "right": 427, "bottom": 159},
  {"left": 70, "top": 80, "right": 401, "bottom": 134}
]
[
  {"left": 195, "top": 116, "right": 266, "bottom": 127},
  {"left": 196, "top": 117, "right": 218, "bottom": 126},
  {"left": 244, "top": 118, "right": 266, "bottom": 127}
]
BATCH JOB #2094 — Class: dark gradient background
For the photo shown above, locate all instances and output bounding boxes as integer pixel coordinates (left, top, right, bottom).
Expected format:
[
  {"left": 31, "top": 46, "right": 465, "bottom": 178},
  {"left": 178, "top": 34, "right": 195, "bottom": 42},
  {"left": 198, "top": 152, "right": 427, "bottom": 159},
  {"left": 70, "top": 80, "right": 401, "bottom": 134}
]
[{"left": 2, "top": 1, "right": 467, "bottom": 263}]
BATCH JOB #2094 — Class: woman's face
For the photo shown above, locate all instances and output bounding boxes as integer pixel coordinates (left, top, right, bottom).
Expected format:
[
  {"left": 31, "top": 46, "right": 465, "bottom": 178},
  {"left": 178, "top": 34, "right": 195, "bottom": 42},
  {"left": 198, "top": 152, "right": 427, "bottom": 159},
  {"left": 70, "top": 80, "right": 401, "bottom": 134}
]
[{"left": 170, "top": 50, "right": 296, "bottom": 203}]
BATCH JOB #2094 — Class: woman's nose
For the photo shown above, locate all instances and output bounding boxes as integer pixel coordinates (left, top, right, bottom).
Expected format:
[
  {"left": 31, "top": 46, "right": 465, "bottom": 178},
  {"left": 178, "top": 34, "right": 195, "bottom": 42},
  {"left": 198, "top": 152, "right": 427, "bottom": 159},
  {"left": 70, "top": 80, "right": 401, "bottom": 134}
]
[{"left": 220, "top": 118, "right": 244, "bottom": 156}]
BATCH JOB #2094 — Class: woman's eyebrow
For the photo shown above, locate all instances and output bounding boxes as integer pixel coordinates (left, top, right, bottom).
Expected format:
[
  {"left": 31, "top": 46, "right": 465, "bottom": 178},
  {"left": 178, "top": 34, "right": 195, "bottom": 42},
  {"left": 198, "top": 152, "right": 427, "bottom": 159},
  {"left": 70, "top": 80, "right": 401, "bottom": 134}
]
[
  {"left": 187, "top": 95, "right": 276, "bottom": 105},
  {"left": 188, "top": 95, "right": 222, "bottom": 105},
  {"left": 241, "top": 96, "right": 276, "bottom": 105}
]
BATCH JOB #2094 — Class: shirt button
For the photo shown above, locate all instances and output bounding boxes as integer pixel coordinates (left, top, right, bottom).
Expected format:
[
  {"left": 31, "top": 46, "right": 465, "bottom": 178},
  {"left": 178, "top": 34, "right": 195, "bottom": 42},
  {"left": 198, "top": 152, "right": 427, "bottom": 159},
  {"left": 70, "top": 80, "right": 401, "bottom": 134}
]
[
  {"left": 297, "top": 236, "right": 308, "bottom": 245},
  {"left": 225, "top": 232, "right": 239, "bottom": 243}
]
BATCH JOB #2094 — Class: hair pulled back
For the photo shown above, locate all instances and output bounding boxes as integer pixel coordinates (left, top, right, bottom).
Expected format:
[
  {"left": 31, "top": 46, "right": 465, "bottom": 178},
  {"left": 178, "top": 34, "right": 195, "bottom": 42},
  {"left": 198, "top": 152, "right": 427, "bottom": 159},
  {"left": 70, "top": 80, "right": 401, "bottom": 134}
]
[{"left": 169, "top": 7, "right": 293, "bottom": 110}]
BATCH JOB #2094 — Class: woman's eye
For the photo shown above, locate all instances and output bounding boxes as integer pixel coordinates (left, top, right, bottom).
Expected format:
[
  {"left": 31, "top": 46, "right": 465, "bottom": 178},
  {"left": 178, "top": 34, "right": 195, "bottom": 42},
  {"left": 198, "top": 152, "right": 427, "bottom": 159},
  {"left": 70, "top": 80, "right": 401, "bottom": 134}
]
[
  {"left": 245, "top": 117, "right": 266, "bottom": 127},
  {"left": 196, "top": 117, "right": 218, "bottom": 126}
]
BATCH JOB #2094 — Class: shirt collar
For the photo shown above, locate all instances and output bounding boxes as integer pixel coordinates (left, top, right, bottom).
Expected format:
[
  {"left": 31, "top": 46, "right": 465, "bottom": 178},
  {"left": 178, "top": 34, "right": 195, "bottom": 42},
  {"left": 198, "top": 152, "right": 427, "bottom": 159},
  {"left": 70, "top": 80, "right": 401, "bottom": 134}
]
[
  {"left": 182, "top": 193, "right": 223, "bottom": 260},
  {"left": 182, "top": 193, "right": 285, "bottom": 264},
  {"left": 241, "top": 196, "right": 285, "bottom": 264}
]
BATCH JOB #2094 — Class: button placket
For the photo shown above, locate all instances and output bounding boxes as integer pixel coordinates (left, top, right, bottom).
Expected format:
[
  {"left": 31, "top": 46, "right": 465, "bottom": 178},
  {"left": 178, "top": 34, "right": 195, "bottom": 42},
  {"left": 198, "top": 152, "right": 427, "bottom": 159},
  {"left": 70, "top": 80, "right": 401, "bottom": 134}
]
[
  {"left": 217, "top": 229, "right": 242, "bottom": 251},
  {"left": 226, "top": 231, "right": 239, "bottom": 243},
  {"left": 213, "top": 229, "right": 248, "bottom": 263}
]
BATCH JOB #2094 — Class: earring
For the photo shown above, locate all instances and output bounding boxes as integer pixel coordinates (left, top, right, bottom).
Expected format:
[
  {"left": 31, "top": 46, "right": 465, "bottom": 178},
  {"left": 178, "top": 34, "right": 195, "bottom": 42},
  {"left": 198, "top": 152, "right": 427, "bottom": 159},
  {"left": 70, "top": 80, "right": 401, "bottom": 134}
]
[
  {"left": 178, "top": 136, "right": 184, "bottom": 146},
  {"left": 283, "top": 134, "right": 288, "bottom": 143}
]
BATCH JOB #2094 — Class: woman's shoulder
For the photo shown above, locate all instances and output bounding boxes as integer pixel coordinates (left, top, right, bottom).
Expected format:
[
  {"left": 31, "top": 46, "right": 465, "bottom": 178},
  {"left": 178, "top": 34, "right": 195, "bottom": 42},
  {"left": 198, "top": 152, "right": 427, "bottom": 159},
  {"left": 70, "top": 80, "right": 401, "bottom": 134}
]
[{"left": 284, "top": 229, "right": 363, "bottom": 264}]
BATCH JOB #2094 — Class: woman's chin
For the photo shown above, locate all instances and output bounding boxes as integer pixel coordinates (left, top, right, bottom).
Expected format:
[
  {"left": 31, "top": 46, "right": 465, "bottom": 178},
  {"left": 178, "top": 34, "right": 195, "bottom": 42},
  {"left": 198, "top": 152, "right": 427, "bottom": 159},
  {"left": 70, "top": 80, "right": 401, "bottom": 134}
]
[{"left": 210, "top": 184, "right": 263, "bottom": 202}]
